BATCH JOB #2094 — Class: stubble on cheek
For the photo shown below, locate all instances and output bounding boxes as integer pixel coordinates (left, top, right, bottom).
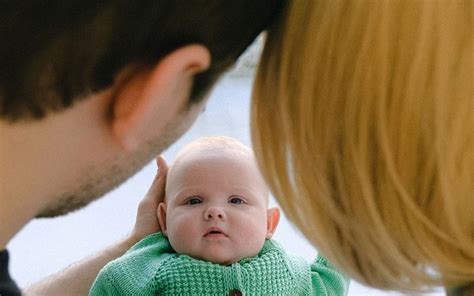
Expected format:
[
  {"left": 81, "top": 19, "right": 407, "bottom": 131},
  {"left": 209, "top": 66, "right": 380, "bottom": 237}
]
[{"left": 36, "top": 116, "right": 189, "bottom": 218}]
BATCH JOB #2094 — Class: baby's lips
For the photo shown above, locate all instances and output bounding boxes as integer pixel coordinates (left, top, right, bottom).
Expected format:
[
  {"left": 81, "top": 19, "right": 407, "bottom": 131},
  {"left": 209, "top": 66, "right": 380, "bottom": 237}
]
[{"left": 204, "top": 226, "right": 228, "bottom": 237}]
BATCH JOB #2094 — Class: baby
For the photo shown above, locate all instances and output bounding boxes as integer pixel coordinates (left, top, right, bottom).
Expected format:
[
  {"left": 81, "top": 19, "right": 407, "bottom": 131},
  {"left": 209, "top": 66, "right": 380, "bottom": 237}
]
[{"left": 90, "top": 136, "right": 349, "bottom": 295}]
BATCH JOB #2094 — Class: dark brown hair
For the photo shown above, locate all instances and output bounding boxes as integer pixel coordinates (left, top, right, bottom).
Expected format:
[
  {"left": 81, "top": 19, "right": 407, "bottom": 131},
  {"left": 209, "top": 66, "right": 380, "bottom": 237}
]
[{"left": 0, "top": 0, "right": 283, "bottom": 121}]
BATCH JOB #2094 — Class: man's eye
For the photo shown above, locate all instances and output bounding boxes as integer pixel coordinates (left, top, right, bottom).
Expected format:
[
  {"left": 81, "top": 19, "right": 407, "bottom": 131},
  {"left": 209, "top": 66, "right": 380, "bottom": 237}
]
[
  {"left": 186, "top": 197, "right": 202, "bottom": 205},
  {"left": 229, "top": 197, "right": 244, "bottom": 204}
]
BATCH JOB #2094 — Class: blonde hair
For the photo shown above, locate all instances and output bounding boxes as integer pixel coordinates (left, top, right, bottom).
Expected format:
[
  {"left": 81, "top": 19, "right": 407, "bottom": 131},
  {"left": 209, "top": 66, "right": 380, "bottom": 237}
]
[{"left": 252, "top": 0, "right": 473, "bottom": 292}]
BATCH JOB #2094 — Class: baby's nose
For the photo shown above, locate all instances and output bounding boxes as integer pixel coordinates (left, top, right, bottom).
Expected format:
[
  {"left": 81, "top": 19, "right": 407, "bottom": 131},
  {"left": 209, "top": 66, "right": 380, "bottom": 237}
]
[{"left": 204, "top": 206, "right": 225, "bottom": 220}]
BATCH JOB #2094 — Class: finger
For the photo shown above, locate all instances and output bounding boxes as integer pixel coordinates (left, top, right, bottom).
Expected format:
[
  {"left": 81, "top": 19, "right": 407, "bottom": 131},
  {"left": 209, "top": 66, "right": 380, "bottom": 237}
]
[
  {"left": 156, "top": 155, "right": 169, "bottom": 179},
  {"left": 143, "top": 156, "right": 168, "bottom": 203}
]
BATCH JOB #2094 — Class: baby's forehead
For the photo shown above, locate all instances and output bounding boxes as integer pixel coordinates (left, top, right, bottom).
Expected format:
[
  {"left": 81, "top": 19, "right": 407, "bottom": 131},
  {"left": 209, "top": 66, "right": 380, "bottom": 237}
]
[
  {"left": 179, "top": 139, "right": 252, "bottom": 158},
  {"left": 165, "top": 138, "right": 269, "bottom": 203},
  {"left": 170, "top": 140, "right": 253, "bottom": 171}
]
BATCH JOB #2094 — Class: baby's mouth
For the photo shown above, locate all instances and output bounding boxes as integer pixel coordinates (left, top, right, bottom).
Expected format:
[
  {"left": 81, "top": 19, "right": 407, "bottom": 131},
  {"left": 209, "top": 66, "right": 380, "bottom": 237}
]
[{"left": 204, "top": 227, "right": 228, "bottom": 238}]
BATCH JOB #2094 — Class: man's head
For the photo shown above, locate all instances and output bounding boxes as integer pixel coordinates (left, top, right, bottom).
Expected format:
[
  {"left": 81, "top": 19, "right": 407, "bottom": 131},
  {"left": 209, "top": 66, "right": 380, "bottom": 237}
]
[
  {"left": 1, "top": 0, "right": 282, "bottom": 122},
  {"left": 157, "top": 136, "right": 280, "bottom": 265},
  {"left": 0, "top": 1, "right": 283, "bottom": 223}
]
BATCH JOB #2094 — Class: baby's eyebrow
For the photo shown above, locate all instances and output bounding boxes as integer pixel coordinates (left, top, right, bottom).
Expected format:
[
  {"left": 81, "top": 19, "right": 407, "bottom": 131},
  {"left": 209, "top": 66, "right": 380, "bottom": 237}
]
[{"left": 168, "top": 189, "right": 202, "bottom": 204}]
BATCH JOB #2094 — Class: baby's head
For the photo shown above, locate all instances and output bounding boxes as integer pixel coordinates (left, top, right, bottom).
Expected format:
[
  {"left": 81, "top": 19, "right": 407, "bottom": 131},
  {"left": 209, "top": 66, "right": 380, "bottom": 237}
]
[{"left": 157, "top": 136, "right": 280, "bottom": 265}]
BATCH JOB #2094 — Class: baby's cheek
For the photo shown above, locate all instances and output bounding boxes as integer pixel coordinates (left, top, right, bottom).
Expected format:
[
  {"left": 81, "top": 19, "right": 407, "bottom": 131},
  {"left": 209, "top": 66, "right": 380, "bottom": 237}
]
[
  {"left": 168, "top": 217, "right": 197, "bottom": 252},
  {"left": 240, "top": 220, "right": 267, "bottom": 248}
]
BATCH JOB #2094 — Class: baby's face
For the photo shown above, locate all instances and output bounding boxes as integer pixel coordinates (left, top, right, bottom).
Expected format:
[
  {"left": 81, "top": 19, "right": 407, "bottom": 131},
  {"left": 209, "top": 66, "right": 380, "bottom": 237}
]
[{"left": 159, "top": 148, "right": 278, "bottom": 265}]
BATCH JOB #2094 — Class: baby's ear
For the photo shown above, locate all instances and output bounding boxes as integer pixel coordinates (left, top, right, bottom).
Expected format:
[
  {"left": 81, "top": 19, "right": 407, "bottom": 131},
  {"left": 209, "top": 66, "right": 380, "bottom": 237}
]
[
  {"left": 157, "top": 203, "right": 168, "bottom": 236},
  {"left": 266, "top": 207, "right": 280, "bottom": 239}
]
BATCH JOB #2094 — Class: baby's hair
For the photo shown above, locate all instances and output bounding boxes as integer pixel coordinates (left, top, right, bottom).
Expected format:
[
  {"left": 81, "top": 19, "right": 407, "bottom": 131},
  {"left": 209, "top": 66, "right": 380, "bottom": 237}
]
[
  {"left": 174, "top": 136, "right": 252, "bottom": 161},
  {"left": 252, "top": 0, "right": 472, "bottom": 292}
]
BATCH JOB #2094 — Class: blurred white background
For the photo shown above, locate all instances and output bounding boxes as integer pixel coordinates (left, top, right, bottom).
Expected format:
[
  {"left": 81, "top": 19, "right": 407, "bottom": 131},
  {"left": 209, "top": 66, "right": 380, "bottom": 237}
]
[{"left": 8, "top": 40, "right": 443, "bottom": 296}]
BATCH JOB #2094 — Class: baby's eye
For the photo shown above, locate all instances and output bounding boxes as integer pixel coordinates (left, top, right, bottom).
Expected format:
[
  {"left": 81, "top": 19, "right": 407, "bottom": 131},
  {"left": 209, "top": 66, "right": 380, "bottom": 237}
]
[
  {"left": 229, "top": 196, "right": 244, "bottom": 204},
  {"left": 186, "top": 197, "right": 202, "bottom": 205}
]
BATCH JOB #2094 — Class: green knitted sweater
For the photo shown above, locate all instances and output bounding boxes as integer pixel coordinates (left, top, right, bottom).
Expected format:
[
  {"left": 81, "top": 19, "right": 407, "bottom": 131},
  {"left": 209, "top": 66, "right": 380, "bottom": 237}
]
[{"left": 90, "top": 233, "right": 349, "bottom": 295}]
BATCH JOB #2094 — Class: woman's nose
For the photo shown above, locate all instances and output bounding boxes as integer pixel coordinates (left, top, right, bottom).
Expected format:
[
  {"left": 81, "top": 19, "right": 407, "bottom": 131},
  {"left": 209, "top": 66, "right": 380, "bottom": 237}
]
[{"left": 204, "top": 206, "right": 226, "bottom": 220}]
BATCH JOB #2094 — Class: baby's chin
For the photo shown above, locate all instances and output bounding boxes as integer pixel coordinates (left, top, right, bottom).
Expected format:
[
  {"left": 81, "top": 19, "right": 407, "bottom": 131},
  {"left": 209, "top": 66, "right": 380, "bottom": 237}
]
[
  {"left": 170, "top": 239, "right": 265, "bottom": 265},
  {"left": 191, "top": 253, "right": 238, "bottom": 266},
  {"left": 192, "top": 251, "right": 259, "bottom": 266}
]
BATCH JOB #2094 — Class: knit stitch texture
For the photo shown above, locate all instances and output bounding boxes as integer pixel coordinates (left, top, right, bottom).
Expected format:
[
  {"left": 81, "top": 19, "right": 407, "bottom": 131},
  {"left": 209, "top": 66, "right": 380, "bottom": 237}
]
[{"left": 90, "top": 233, "right": 349, "bottom": 295}]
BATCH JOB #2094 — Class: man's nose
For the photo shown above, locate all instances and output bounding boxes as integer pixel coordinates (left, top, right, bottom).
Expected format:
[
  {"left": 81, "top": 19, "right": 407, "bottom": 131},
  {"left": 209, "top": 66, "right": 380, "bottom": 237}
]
[{"left": 204, "top": 206, "right": 226, "bottom": 220}]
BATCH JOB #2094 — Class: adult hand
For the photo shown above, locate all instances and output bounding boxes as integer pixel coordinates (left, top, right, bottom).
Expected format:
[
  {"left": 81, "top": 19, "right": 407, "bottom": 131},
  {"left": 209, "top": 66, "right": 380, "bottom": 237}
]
[{"left": 129, "top": 156, "right": 168, "bottom": 243}]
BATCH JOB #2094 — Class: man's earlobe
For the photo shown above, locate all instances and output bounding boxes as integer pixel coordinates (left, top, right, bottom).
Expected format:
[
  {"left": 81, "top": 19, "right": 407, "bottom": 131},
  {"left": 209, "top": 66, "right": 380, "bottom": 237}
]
[
  {"left": 111, "top": 44, "right": 211, "bottom": 151},
  {"left": 266, "top": 207, "right": 280, "bottom": 239},
  {"left": 157, "top": 203, "right": 168, "bottom": 236}
]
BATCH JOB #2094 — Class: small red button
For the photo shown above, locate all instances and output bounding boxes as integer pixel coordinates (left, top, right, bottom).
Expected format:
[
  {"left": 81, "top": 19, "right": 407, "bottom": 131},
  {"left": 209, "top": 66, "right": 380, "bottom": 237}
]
[{"left": 229, "top": 289, "right": 242, "bottom": 296}]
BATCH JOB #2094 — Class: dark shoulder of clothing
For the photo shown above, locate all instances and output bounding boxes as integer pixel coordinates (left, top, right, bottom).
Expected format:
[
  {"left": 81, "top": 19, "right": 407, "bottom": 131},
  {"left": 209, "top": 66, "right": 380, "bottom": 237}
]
[
  {"left": 0, "top": 250, "right": 21, "bottom": 296},
  {"left": 446, "top": 282, "right": 474, "bottom": 296}
]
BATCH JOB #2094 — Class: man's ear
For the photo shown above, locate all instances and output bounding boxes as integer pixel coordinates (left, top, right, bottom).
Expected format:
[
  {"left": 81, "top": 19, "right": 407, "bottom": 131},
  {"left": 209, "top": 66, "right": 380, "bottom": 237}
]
[
  {"left": 157, "top": 202, "right": 168, "bottom": 236},
  {"left": 266, "top": 207, "right": 280, "bottom": 239},
  {"left": 111, "top": 44, "right": 211, "bottom": 150}
]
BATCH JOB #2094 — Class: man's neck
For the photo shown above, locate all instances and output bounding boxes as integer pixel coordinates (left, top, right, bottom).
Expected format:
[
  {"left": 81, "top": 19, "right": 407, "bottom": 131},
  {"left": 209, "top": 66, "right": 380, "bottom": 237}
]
[
  {"left": 0, "top": 121, "right": 41, "bottom": 249},
  {"left": 0, "top": 204, "right": 35, "bottom": 249}
]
